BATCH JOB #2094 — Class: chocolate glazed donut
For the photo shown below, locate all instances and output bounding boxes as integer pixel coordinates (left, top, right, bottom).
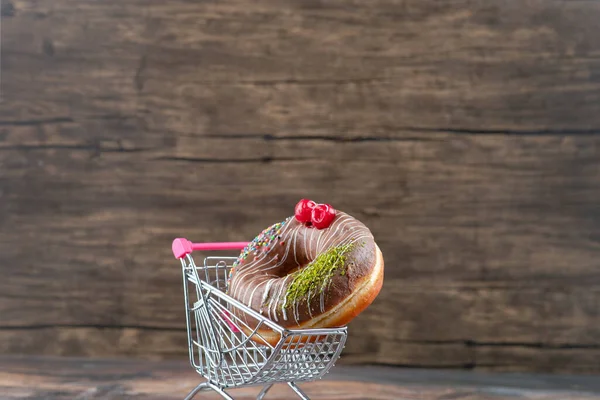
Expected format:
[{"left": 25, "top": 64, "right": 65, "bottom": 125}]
[{"left": 227, "top": 200, "right": 384, "bottom": 346}]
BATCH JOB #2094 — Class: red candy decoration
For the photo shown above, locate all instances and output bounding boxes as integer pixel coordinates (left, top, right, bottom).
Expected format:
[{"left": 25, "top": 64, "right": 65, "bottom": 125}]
[
  {"left": 311, "top": 203, "right": 336, "bottom": 229},
  {"left": 295, "top": 199, "right": 337, "bottom": 229},
  {"left": 294, "top": 199, "right": 316, "bottom": 223}
]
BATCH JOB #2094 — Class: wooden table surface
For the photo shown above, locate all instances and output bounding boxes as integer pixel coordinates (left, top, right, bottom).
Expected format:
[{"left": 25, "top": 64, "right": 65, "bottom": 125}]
[{"left": 1, "top": 356, "right": 599, "bottom": 400}]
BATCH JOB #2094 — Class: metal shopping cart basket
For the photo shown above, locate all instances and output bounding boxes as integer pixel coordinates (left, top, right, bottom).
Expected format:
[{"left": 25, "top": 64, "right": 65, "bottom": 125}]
[{"left": 172, "top": 238, "right": 348, "bottom": 400}]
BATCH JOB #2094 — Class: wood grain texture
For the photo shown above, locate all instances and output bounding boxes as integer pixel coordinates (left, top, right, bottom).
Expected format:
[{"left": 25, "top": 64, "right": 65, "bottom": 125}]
[
  {"left": 2, "top": 0, "right": 600, "bottom": 373},
  {"left": 1, "top": 356, "right": 599, "bottom": 400}
]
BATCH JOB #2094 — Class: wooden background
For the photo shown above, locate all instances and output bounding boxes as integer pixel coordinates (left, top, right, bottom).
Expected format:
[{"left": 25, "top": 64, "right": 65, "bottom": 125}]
[{"left": 1, "top": 0, "right": 600, "bottom": 374}]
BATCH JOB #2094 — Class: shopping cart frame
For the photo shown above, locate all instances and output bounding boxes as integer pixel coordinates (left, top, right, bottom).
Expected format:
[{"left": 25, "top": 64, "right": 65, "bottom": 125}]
[{"left": 172, "top": 238, "right": 348, "bottom": 400}]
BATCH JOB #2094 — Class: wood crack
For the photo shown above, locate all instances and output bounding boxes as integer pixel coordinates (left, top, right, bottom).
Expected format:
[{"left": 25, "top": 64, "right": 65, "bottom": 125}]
[
  {"left": 236, "top": 77, "right": 390, "bottom": 86},
  {"left": 132, "top": 76, "right": 391, "bottom": 87},
  {"left": 400, "top": 339, "right": 600, "bottom": 350},
  {"left": 204, "top": 133, "right": 441, "bottom": 142},
  {"left": 0, "top": 144, "right": 154, "bottom": 153},
  {"left": 404, "top": 127, "right": 600, "bottom": 136},
  {"left": 154, "top": 155, "right": 311, "bottom": 163},
  {"left": 0, "top": 117, "right": 74, "bottom": 126},
  {"left": 343, "top": 361, "right": 479, "bottom": 370},
  {"left": 204, "top": 128, "right": 600, "bottom": 141}
]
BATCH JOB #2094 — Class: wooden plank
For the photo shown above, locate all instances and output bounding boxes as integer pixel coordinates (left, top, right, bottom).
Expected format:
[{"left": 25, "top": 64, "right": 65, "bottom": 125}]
[
  {"left": 0, "top": 327, "right": 187, "bottom": 360},
  {"left": 1, "top": 137, "right": 598, "bottom": 330},
  {"left": 1, "top": 324, "right": 599, "bottom": 374},
  {"left": 0, "top": 355, "right": 598, "bottom": 400},
  {"left": 2, "top": 0, "right": 600, "bottom": 132},
  {"left": 1, "top": 0, "right": 600, "bottom": 373}
]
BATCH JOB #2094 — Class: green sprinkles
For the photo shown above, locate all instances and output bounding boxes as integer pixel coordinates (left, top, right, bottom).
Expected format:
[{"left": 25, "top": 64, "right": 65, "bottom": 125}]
[{"left": 284, "top": 242, "right": 356, "bottom": 308}]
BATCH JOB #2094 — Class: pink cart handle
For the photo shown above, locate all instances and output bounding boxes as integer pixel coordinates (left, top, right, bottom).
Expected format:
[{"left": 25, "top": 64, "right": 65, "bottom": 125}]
[{"left": 172, "top": 238, "right": 249, "bottom": 259}]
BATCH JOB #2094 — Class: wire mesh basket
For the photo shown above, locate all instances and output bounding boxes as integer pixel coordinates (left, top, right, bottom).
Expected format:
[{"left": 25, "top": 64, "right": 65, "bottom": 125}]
[{"left": 172, "top": 238, "right": 348, "bottom": 400}]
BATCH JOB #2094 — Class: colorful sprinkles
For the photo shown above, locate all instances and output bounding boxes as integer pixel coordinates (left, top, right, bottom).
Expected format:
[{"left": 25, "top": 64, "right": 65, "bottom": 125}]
[{"left": 228, "top": 217, "right": 291, "bottom": 283}]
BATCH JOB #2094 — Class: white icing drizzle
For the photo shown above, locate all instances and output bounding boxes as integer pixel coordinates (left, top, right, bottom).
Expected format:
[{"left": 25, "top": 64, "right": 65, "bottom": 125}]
[
  {"left": 281, "top": 290, "right": 288, "bottom": 321},
  {"left": 266, "top": 291, "right": 274, "bottom": 321},
  {"left": 293, "top": 294, "right": 301, "bottom": 324},
  {"left": 270, "top": 275, "right": 290, "bottom": 322},
  {"left": 315, "top": 226, "right": 324, "bottom": 257},
  {"left": 293, "top": 225, "right": 300, "bottom": 265},
  {"left": 306, "top": 288, "right": 313, "bottom": 319},
  {"left": 319, "top": 288, "right": 325, "bottom": 313},
  {"left": 310, "top": 225, "right": 317, "bottom": 260},
  {"left": 260, "top": 279, "right": 274, "bottom": 313},
  {"left": 238, "top": 255, "right": 269, "bottom": 302},
  {"left": 266, "top": 281, "right": 278, "bottom": 322},
  {"left": 246, "top": 278, "right": 267, "bottom": 308}
]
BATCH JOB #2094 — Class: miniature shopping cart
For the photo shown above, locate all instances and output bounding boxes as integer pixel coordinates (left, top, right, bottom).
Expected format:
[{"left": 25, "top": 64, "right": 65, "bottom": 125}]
[{"left": 172, "top": 238, "right": 348, "bottom": 400}]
